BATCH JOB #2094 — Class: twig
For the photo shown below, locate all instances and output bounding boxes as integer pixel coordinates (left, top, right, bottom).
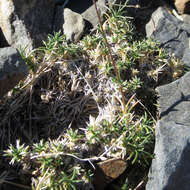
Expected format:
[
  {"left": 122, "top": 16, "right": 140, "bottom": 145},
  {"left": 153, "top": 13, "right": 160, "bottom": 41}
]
[
  {"left": 30, "top": 127, "right": 129, "bottom": 170},
  {"left": 30, "top": 152, "right": 97, "bottom": 169}
]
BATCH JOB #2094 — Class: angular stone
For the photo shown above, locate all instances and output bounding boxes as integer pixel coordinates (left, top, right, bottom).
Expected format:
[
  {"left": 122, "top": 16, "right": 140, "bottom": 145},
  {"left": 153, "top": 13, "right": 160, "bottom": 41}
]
[
  {"left": 146, "top": 7, "right": 190, "bottom": 67},
  {"left": 182, "top": 14, "right": 190, "bottom": 24},
  {"left": 0, "top": 0, "right": 55, "bottom": 52},
  {"left": 146, "top": 72, "right": 190, "bottom": 190},
  {"left": 53, "top": 0, "right": 120, "bottom": 39},
  {"left": 174, "top": 0, "right": 190, "bottom": 14},
  {"left": 0, "top": 47, "right": 28, "bottom": 98},
  {"left": 53, "top": 0, "right": 105, "bottom": 39},
  {"left": 81, "top": 0, "right": 119, "bottom": 29},
  {"left": 63, "top": 8, "right": 85, "bottom": 42},
  {"left": 158, "top": 72, "right": 190, "bottom": 125},
  {"left": 97, "top": 158, "right": 127, "bottom": 179},
  {"left": 147, "top": 121, "right": 190, "bottom": 190},
  {"left": 82, "top": 0, "right": 107, "bottom": 29},
  {"left": 93, "top": 158, "right": 127, "bottom": 190}
]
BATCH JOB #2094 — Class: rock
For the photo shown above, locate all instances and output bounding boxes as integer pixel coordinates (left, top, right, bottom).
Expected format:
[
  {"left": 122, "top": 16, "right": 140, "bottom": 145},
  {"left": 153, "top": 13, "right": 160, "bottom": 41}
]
[
  {"left": 182, "top": 13, "right": 190, "bottom": 24},
  {"left": 158, "top": 73, "right": 190, "bottom": 125},
  {"left": 146, "top": 7, "right": 190, "bottom": 67},
  {"left": 146, "top": 72, "right": 190, "bottom": 190},
  {"left": 0, "top": 47, "right": 28, "bottom": 98},
  {"left": 81, "top": 0, "right": 107, "bottom": 29},
  {"left": 53, "top": 0, "right": 121, "bottom": 41},
  {"left": 147, "top": 121, "right": 190, "bottom": 190},
  {"left": 63, "top": 8, "right": 85, "bottom": 42},
  {"left": 0, "top": 0, "right": 55, "bottom": 52},
  {"left": 82, "top": 0, "right": 119, "bottom": 29},
  {"left": 93, "top": 158, "right": 127, "bottom": 190},
  {"left": 174, "top": 0, "right": 190, "bottom": 14},
  {"left": 53, "top": 0, "right": 107, "bottom": 41}
]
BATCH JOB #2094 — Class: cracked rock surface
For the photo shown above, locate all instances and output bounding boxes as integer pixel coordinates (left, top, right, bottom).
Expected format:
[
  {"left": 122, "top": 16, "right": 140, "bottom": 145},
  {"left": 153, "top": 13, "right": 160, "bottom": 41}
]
[
  {"left": 146, "top": 7, "right": 190, "bottom": 67},
  {"left": 146, "top": 72, "right": 190, "bottom": 190}
]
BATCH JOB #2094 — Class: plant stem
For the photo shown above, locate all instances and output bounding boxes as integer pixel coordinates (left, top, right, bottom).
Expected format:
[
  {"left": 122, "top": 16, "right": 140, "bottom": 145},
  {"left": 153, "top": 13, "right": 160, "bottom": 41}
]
[{"left": 92, "top": 0, "right": 125, "bottom": 104}]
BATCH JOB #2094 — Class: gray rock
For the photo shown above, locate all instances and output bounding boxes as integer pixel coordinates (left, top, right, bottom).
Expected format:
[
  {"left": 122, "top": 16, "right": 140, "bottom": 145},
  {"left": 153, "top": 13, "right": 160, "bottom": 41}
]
[
  {"left": 0, "top": 0, "right": 55, "bottom": 52},
  {"left": 147, "top": 120, "right": 190, "bottom": 190},
  {"left": 0, "top": 47, "right": 28, "bottom": 98},
  {"left": 63, "top": 8, "right": 85, "bottom": 42},
  {"left": 146, "top": 72, "right": 190, "bottom": 190},
  {"left": 82, "top": 0, "right": 120, "bottom": 29},
  {"left": 158, "top": 72, "right": 190, "bottom": 125},
  {"left": 182, "top": 14, "right": 190, "bottom": 24},
  {"left": 53, "top": 0, "right": 106, "bottom": 40},
  {"left": 81, "top": 0, "right": 107, "bottom": 29},
  {"left": 53, "top": 0, "right": 119, "bottom": 37},
  {"left": 146, "top": 7, "right": 190, "bottom": 67}
]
